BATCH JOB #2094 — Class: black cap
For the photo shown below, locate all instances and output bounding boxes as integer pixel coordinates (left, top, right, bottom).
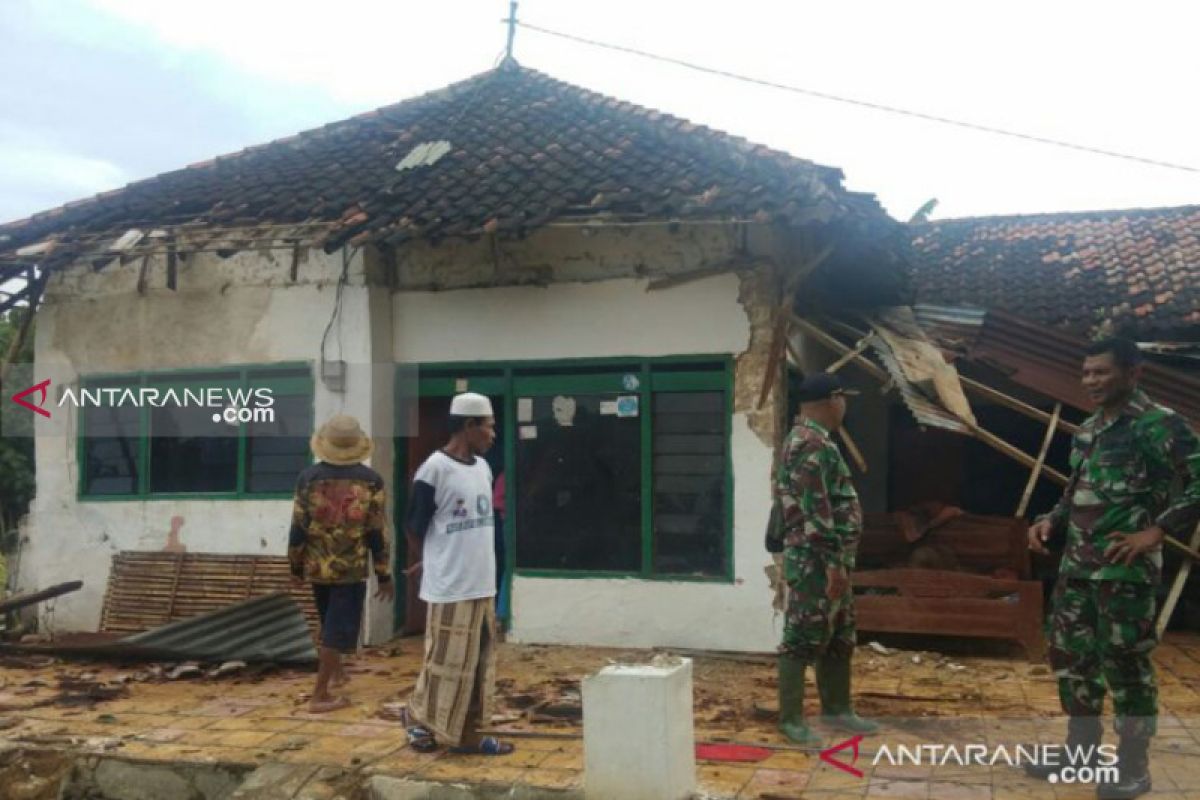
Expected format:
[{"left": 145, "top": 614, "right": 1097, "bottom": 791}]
[{"left": 796, "top": 372, "right": 859, "bottom": 402}]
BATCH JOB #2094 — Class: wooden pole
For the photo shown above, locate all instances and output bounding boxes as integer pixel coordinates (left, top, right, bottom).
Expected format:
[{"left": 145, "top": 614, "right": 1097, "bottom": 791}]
[
  {"left": 1015, "top": 403, "right": 1062, "bottom": 517},
  {"left": 0, "top": 278, "right": 41, "bottom": 385},
  {"left": 1157, "top": 523, "right": 1200, "bottom": 637},
  {"left": 838, "top": 427, "right": 869, "bottom": 474},
  {"left": 960, "top": 375, "right": 1082, "bottom": 438},
  {"left": 826, "top": 335, "right": 873, "bottom": 375}
]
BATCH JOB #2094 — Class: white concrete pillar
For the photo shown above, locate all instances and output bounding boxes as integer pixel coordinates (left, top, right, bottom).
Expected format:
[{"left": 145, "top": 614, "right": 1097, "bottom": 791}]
[{"left": 582, "top": 657, "right": 695, "bottom": 800}]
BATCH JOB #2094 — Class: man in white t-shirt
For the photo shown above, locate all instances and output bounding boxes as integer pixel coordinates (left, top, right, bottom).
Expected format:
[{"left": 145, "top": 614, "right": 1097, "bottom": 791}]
[{"left": 403, "top": 392, "right": 514, "bottom": 756}]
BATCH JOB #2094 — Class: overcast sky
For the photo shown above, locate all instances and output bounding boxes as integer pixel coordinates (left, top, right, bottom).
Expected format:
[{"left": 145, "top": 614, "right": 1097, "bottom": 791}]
[{"left": 1, "top": 0, "right": 1196, "bottom": 225}]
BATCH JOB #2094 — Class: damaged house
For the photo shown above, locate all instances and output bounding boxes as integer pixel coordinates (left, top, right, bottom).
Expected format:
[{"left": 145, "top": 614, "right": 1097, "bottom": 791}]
[
  {"left": 0, "top": 61, "right": 911, "bottom": 652},
  {"left": 3, "top": 61, "right": 1196, "bottom": 655}
]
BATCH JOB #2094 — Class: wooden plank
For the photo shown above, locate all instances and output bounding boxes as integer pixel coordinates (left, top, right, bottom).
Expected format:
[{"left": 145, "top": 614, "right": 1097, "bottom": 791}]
[
  {"left": 101, "top": 551, "right": 318, "bottom": 635},
  {"left": 1015, "top": 403, "right": 1062, "bottom": 518},
  {"left": 1157, "top": 522, "right": 1200, "bottom": 638}
]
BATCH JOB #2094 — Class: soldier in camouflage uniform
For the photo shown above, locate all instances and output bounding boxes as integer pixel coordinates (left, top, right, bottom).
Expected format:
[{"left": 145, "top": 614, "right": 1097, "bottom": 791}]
[
  {"left": 1026, "top": 338, "right": 1200, "bottom": 799},
  {"left": 767, "top": 372, "right": 877, "bottom": 746}
]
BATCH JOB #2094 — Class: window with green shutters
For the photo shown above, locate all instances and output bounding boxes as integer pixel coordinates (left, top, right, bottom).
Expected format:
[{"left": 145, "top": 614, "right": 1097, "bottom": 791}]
[{"left": 78, "top": 364, "right": 314, "bottom": 500}]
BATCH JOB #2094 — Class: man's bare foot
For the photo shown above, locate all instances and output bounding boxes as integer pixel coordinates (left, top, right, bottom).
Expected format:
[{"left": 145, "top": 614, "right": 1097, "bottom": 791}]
[{"left": 308, "top": 696, "right": 351, "bottom": 714}]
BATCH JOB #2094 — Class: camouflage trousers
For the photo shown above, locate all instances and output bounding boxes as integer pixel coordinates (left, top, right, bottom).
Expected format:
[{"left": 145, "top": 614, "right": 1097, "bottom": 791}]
[
  {"left": 780, "top": 549, "right": 855, "bottom": 660},
  {"left": 1047, "top": 577, "right": 1158, "bottom": 739}
]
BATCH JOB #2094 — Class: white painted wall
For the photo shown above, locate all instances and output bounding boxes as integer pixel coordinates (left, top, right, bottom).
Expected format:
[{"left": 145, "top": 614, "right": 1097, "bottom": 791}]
[
  {"left": 394, "top": 274, "right": 783, "bottom": 652},
  {"left": 22, "top": 247, "right": 397, "bottom": 638}
]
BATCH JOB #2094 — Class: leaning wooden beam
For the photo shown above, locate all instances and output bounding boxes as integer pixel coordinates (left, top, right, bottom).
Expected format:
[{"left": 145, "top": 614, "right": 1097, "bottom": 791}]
[
  {"left": 826, "top": 335, "right": 873, "bottom": 375},
  {"left": 838, "top": 427, "right": 869, "bottom": 473},
  {"left": 790, "top": 315, "right": 888, "bottom": 383},
  {"left": 0, "top": 581, "right": 83, "bottom": 614},
  {"left": 1157, "top": 522, "right": 1200, "bottom": 637},
  {"left": 960, "top": 375, "right": 1082, "bottom": 438},
  {"left": 1015, "top": 403, "right": 1063, "bottom": 517},
  {"left": 756, "top": 314, "right": 789, "bottom": 410},
  {"left": 825, "top": 318, "right": 1084, "bottom": 438},
  {"left": 794, "top": 314, "right": 1069, "bottom": 484},
  {"left": 0, "top": 277, "right": 44, "bottom": 385}
]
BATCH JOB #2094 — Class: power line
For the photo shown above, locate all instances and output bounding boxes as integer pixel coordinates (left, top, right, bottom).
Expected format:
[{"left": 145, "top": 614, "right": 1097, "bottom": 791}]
[{"left": 517, "top": 21, "right": 1199, "bottom": 175}]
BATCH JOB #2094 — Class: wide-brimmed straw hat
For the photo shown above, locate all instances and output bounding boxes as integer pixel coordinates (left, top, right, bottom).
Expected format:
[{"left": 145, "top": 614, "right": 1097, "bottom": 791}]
[{"left": 311, "top": 415, "right": 373, "bottom": 465}]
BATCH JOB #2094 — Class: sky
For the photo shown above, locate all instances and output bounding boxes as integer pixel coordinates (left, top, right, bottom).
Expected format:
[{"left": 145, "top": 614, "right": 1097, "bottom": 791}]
[{"left": 1, "top": 0, "right": 1197, "bottom": 226}]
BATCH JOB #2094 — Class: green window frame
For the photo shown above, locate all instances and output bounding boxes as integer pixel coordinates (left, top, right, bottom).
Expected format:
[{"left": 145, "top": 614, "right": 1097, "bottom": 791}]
[
  {"left": 396, "top": 355, "right": 734, "bottom": 585},
  {"left": 77, "top": 362, "right": 314, "bottom": 501}
]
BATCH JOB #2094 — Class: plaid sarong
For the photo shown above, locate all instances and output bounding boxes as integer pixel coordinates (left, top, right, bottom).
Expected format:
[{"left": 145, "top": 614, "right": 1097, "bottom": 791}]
[{"left": 407, "top": 597, "right": 497, "bottom": 746}]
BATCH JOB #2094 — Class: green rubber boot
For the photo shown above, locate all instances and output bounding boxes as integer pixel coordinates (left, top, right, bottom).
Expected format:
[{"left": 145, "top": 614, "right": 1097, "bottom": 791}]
[
  {"left": 816, "top": 651, "right": 879, "bottom": 734},
  {"left": 778, "top": 655, "right": 822, "bottom": 746}
]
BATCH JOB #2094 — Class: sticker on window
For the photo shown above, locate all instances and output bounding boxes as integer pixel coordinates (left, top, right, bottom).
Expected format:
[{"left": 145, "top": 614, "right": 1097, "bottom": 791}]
[
  {"left": 518, "top": 397, "right": 532, "bottom": 423},
  {"left": 599, "top": 401, "right": 618, "bottom": 415},
  {"left": 622, "top": 373, "right": 640, "bottom": 391},
  {"left": 519, "top": 425, "right": 538, "bottom": 440},
  {"left": 616, "top": 395, "right": 639, "bottom": 418},
  {"left": 552, "top": 395, "right": 577, "bottom": 427}
]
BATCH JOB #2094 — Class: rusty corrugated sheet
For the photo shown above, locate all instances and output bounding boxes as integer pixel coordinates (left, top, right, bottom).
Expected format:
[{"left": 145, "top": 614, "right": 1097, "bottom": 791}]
[{"left": 971, "top": 309, "right": 1200, "bottom": 426}]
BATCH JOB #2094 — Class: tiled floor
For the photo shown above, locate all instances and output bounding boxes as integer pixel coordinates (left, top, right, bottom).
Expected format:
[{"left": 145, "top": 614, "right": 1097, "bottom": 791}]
[{"left": 0, "top": 633, "right": 1198, "bottom": 797}]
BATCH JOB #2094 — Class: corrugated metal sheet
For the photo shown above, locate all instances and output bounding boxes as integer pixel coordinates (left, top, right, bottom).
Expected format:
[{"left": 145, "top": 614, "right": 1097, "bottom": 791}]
[
  {"left": 0, "top": 594, "right": 317, "bottom": 664},
  {"left": 912, "top": 305, "right": 1200, "bottom": 425},
  {"left": 971, "top": 309, "right": 1200, "bottom": 426},
  {"left": 869, "top": 337, "right": 972, "bottom": 434},
  {"left": 122, "top": 593, "right": 316, "bottom": 664},
  {"left": 913, "top": 304, "right": 988, "bottom": 355}
]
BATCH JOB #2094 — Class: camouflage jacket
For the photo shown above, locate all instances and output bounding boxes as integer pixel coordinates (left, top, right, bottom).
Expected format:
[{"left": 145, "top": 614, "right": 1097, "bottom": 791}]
[
  {"left": 288, "top": 462, "right": 391, "bottom": 584},
  {"left": 774, "top": 418, "right": 862, "bottom": 572},
  {"left": 1040, "top": 389, "right": 1200, "bottom": 584}
]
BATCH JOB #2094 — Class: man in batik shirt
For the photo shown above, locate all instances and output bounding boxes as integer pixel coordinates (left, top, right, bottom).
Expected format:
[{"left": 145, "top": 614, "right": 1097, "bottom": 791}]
[
  {"left": 1027, "top": 338, "right": 1200, "bottom": 799},
  {"left": 289, "top": 415, "right": 392, "bottom": 713}
]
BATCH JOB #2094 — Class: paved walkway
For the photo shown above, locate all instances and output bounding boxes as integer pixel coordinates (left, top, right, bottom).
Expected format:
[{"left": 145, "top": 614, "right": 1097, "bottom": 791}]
[{"left": 0, "top": 633, "right": 1197, "bottom": 798}]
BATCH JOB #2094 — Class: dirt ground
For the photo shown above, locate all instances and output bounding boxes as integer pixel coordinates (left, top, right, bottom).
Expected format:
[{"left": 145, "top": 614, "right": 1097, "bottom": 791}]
[{"left": 1, "top": 633, "right": 1199, "bottom": 798}]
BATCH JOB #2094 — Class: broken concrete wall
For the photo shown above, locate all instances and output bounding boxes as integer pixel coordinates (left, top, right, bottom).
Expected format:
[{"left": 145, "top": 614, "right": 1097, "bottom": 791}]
[
  {"left": 22, "top": 244, "right": 397, "bottom": 638},
  {"left": 391, "top": 221, "right": 761, "bottom": 291}
]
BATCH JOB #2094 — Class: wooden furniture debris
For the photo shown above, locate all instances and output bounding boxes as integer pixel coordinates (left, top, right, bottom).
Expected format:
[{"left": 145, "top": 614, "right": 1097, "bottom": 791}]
[
  {"left": 100, "top": 552, "right": 319, "bottom": 635},
  {"left": 852, "top": 513, "right": 1044, "bottom": 659}
]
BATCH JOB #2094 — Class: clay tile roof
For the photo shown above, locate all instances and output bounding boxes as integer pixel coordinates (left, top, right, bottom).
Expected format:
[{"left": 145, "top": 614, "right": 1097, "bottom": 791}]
[
  {"left": 910, "top": 205, "right": 1200, "bottom": 339},
  {"left": 0, "top": 62, "right": 894, "bottom": 261}
]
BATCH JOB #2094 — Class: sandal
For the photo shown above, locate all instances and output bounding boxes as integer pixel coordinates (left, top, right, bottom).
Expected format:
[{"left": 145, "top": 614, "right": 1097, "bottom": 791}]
[
  {"left": 407, "top": 727, "right": 438, "bottom": 753},
  {"left": 449, "top": 736, "right": 515, "bottom": 756},
  {"left": 400, "top": 707, "right": 438, "bottom": 753}
]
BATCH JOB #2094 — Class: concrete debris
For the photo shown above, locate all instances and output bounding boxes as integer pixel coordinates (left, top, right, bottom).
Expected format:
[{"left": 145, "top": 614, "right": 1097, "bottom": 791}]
[
  {"left": 167, "top": 663, "right": 203, "bottom": 680},
  {"left": 867, "top": 641, "right": 894, "bottom": 655},
  {"left": 911, "top": 655, "right": 922, "bottom": 664},
  {"left": 210, "top": 660, "right": 247, "bottom": 678}
]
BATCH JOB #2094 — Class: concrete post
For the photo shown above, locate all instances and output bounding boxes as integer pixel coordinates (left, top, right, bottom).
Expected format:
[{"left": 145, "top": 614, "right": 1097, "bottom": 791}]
[{"left": 582, "top": 657, "right": 695, "bottom": 800}]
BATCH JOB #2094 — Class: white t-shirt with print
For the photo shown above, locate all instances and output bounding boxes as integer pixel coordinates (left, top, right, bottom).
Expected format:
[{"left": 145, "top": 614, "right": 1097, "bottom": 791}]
[{"left": 413, "top": 451, "right": 496, "bottom": 603}]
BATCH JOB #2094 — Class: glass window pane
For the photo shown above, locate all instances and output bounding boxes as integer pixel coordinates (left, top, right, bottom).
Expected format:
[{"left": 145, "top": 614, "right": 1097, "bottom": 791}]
[
  {"left": 82, "top": 403, "right": 140, "bottom": 496},
  {"left": 515, "top": 393, "right": 641, "bottom": 572},
  {"left": 652, "top": 391, "right": 727, "bottom": 576},
  {"left": 149, "top": 404, "right": 238, "bottom": 493},
  {"left": 246, "top": 394, "right": 313, "bottom": 494}
]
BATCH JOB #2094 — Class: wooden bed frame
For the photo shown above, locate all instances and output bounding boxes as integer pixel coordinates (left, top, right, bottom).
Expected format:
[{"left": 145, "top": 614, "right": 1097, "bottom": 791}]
[{"left": 852, "top": 513, "right": 1045, "bottom": 659}]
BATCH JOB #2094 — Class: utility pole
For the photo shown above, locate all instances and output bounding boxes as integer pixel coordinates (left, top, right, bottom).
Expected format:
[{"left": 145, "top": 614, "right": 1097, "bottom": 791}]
[{"left": 504, "top": 1, "right": 518, "bottom": 62}]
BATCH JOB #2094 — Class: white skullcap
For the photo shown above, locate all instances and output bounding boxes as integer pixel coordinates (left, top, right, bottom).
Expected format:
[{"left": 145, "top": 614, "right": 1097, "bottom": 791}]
[{"left": 449, "top": 392, "right": 494, "bottom": 417}]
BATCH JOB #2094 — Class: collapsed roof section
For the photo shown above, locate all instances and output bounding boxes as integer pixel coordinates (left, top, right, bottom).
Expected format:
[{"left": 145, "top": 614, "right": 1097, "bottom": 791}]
[{"left": 0, "top": 61, "right": 909, "bottom": 312}]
